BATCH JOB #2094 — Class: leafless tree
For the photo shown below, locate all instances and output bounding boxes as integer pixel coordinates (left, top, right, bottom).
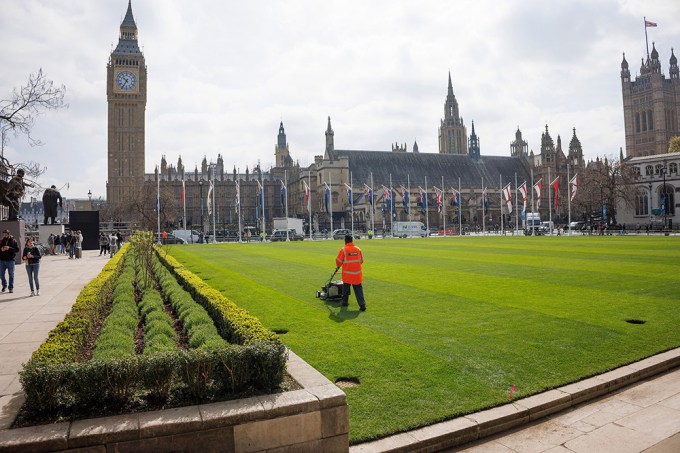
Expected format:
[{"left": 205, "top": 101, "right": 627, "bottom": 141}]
[
  {"left": 572, "top": 156, "right": 637, "bottom": 226},
  {"left": 1, "top": 68, "right": 67, "bottom": 152}
]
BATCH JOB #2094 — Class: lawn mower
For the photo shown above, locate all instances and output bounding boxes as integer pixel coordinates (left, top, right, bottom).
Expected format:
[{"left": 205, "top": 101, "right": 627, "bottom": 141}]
[{"left": 316, "top": 266, "right": 343, "bottom": 301}]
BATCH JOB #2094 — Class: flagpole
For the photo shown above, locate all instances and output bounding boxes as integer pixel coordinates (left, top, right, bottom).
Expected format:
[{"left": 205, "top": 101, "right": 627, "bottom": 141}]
[
  {"left": 261, "top": 168, "right": 266, "bottom": 238},
  {"left": 500, "top": 174, "right": 503, "bottom": 235},
  {"left": 458, "top": 177, "right": 462, "bottom": 236},
  {"left": 390, "top": 173, "right": 394, "bottom": 237},
  {"left": 530, "top": 168, "right": 535, "bottom": 236},
  {"left": 441, "top": 176, "right": 446, "bottom": 237},
  {"left": 308, "top": 171, "right": 312, "bottom": 240},
  {"left": 567, "top": 164, "right": 571, "bottom": 236},
  {"left": 329, "top": 172, "right": 333, "bottom": 234},
  {"left": 514, "top": 173, "right": 518, "bottom": 236},
  {"left": 182, "top": 176, "right": 186, "bottom": 232},
  {"left": 407, "top": 174, "right": 411, "bottom": 223},
  {"left": 371, "top": 172, "right": 375, "bottom": 236},
  {"left": 212, "top": 166, "right": 216, "bottom": 243},
  {"left": 350, "top": 171, "right": 354, "bottom": 237},
  {"left": 157, "top": 173, "right": 161, "bottom": 244},
  {"left": 424, "top": 176, "right": 429, "bottom": 235},
  {"left": 644, "top": 17, "right": 650, "bottom": 59},
  {"left": 481, "top": 176, "right": 485, "bottom": 235},
  {"left": 237, "top": 170, "right": 242, "bottom": 242},
  {"left": 548, "top": 167, "right": 552, "bottom": 236},
  {"left": 285, "top": 169, "right": 289, "bottom": 242}
]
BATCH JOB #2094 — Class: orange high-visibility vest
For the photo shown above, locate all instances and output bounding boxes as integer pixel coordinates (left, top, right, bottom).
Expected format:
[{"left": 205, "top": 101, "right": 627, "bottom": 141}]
[{"left": 336, "top": 243, "right": 363, "bottom": 284}]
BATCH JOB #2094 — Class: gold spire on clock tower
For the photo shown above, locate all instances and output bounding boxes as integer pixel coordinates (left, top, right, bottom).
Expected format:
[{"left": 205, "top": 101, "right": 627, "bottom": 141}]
[{"left": 106, "top": 0, "right": 147, "bottom": 207}]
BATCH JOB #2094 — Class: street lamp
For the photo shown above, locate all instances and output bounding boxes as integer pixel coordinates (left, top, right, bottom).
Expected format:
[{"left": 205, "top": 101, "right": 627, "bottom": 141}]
[
  {"left": 87, "top": 189, "right": 92, "bottom": 210},
  {"left": 648, "top": 182, "right": 653, "bottom": 228}
]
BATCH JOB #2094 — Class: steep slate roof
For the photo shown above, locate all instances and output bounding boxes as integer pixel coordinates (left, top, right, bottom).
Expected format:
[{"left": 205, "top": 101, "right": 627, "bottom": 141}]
[
  {"left": 113, "top": 1, "right": 142, "bottom": 56},
  {"left": 334, "top": 150, "right": 532, "bottom": 188}
]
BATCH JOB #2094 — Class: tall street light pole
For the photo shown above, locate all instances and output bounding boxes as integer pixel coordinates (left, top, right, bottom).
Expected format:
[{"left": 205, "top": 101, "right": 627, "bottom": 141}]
[{"left": 661, "top": 164, "right": 667, "bottom": 231}]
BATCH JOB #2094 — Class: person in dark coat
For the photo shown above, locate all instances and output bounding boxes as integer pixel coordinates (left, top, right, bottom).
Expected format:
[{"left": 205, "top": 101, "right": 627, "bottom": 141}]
[
  {"left": 42, "top": 185, "right": 63, "bottom": 225},
  {"left": 0, "top": 230, "right": 19, "bottom": 293}
]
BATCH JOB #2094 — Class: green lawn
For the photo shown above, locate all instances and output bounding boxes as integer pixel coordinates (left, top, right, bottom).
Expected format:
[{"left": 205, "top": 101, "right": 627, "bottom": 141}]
[{"left": 166, "top": 236, "right": 680, "bottom": 443}]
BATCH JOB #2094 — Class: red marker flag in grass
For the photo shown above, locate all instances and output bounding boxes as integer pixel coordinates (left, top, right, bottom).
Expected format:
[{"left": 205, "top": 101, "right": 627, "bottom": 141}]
[
  {"left": 509, "top": 384, "right": 516, "bottom": 399},
  {"left": 551, "top": 176, "right": 559, "bottom": 212}
]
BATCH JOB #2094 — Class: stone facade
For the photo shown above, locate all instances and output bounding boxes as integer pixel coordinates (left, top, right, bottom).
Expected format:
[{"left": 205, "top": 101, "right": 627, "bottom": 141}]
[{"left": 621, "top": 43, "right": 680, "bottom": 158}]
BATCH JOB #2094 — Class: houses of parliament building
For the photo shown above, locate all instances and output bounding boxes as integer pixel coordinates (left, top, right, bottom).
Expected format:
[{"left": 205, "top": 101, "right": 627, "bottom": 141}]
[{"left": 107, "top": 1, "right": 588, "bottom": 233}]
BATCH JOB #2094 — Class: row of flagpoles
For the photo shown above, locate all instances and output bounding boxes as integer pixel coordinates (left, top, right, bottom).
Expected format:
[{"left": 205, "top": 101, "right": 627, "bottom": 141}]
[{"left": 156, "top": 168, "right": 580, "bottom": 240}]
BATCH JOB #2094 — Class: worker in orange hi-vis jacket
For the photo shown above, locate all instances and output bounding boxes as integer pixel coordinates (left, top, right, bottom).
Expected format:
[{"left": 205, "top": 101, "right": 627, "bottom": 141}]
[{"left": 335, "top": 235, "right": 366, "bottom": 311}]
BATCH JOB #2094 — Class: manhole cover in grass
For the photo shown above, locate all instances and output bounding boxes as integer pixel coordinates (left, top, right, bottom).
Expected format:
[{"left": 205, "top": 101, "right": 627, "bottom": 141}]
[
  {"left": 335, "top": 377, "right": 360, "bottom": 388},
  {"left": 273, "top": 329, "right": 288, "bottom": 335},
  {"left": 625, "top": 319, "right": 646, "bottom": 325}
]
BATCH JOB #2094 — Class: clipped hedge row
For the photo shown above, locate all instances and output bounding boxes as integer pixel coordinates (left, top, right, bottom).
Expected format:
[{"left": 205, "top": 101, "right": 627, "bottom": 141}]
[
  {"left": 152, "top": 258, "right": 225, "bottom": 349},
  {"left": 155, "top": 250, "right": 279, "bottom": 345},
  {"left": 92, "top": 261, "right": 138, "bottom": 360},
  {"left": 29, "top": 244, "right": 127, "bottom": 364},
  {"left": 139, "top": 288, "right": 177, "bottom": 355},
  {"left": 20, "top": 234, "right": 287, "bottom": 419}
]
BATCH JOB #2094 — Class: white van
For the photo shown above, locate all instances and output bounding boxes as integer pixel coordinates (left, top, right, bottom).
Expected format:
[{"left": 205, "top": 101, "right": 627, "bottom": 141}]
[
  {"left": 172, "top": 229, "right": 201, "bottom": 243},
  {"left": 393, "top": 221, "right": 430, "bottom": 238},
  {"left": 524, "top": 213, "right": 542, "bottom": 235}
]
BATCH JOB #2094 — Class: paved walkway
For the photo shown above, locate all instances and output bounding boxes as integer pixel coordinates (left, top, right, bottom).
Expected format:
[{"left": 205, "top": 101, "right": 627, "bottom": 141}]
[
  {"left": 449, "top": 367, "right": 680, "bottom": 453},
  {"left": 0, "top": 249, "right": 108, "bottom": 429}
]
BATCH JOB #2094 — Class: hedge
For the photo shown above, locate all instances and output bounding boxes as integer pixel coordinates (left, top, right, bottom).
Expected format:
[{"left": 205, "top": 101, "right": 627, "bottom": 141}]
[{"left": 19, "top": 234, "right": 287, "bottom": 419}]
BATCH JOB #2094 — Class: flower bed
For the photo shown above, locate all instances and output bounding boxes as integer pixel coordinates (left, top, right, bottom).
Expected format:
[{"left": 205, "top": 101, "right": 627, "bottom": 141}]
[{"left": 19, "top": 232, "right": 287, "bottom": 422}]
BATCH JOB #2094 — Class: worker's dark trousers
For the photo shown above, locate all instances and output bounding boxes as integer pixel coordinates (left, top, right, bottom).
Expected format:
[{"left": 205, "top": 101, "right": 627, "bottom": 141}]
[{"left": 342, "top": 283, "right": 366, "bottom": 309}]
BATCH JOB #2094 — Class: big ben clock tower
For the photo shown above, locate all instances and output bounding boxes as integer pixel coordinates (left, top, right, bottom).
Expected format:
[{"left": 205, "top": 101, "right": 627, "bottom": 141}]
[{"left": 107, "top": 0, "right": 146, "bottom": 206}]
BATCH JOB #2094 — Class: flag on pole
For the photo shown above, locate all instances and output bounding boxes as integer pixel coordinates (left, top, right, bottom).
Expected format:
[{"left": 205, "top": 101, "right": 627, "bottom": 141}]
[
  {"left": 645, "top": 20, "right": 657, "bottom": 27},
  {"left": 181, "top": 179, "right": 185, "bottom": 204},
  {"left": 256, "top": 180, "right": 264, "bottom": 217},
  {"left": 503, "top": 183, "right": 513, "bottom": 214},
  {"left": 344, "top": 183, "right": 353, "bottom": 209},
  {"left": 207, "top": 180, "right": 213, "bottom": 216},
  {"left": 303, "top": 180, "right": 310, "bottom": 214},
  {"left": 518, "top": 181, "right": 527, "bottom": 220},
  {"left": 280, "top": 180, "right": 286, "bottom": 208},
  {"left": 234, "top": 181, "right": 240, "bottom": 213},
  {"left": 324, "top": 183, "right": 330, "bottom": 213},
  {"left": 436, "top": 190, "right": 443, "bottom": 213},
  {"left": 156, "top": 190, "right": 161, "bottom": 213},
  {"left": 418, "top": 187, "right": 426, "bottom": 212},
  {"left": 382, "top": 185, "right": 392, "bottom": 211},
  {"left": 551, "top": 176, "right": 560, "bottom": 212},
  {"left": 483, "top": 187, "right": 489, "bottom": 214},
  {"left": 363, "top": 184, "right": 373, "bottom": 206},
  {"left": 533, "top": 179, "right": 542, "bottom": 209},
  {"left": 401, "top": 186, "right": 409, "bottom": 214},
  {"left": 450, "top": 188, "right": 460, "bottom": 210},
  {"left": 570, "top": 174, "right": 578, "bottom": 201}
]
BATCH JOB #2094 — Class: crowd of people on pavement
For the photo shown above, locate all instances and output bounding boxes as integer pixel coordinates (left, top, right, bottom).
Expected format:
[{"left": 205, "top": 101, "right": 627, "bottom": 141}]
[{"left": 0, "top": 229, "right": 126, "bottom": 299}]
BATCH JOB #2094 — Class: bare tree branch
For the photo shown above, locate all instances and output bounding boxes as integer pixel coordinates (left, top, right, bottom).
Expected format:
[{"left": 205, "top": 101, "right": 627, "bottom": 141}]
[{"left": 0, "top": 68, "right": 67, "bottom": 148}]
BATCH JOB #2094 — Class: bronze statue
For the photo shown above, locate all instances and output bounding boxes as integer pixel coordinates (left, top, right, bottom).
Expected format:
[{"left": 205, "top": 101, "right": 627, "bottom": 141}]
[
  {"left": 42, "top": 185, "right": 62, "bottom": 225},
  {"left": 0, "top": 169, "right": 33, "bottom": 221}
]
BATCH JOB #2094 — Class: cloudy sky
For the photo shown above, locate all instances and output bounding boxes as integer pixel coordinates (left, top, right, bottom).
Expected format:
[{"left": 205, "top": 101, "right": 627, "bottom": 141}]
[{"left": 1, "top": 0, "right": 678, "bottom": 200}]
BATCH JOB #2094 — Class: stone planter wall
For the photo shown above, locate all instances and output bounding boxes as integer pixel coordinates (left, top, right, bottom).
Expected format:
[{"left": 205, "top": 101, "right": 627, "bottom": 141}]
[{"left": 0, "top": 350, "right": 349, "bottom": 453}]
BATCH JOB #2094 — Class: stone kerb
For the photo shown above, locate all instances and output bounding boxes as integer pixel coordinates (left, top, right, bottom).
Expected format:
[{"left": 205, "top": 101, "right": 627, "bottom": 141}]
[{"left": 0, "top": 349, "right": 349, "bottom": 453}]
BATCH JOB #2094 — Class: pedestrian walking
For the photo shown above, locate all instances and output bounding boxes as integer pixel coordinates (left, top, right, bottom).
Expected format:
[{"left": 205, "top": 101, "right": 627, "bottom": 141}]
[
  {"left": 109, "top": 232, "right": 118, "bottom": 257},
  {"left": 335, "top": 234, "right": 367, "bottom": 311},
  {"left": 0, "top": 230, "right": 19, "bottom": 293},
  {"left": 22, "top": 237, "right": 41, "bottom": 296},
  {"left": 99, "top": 233, "right": 108, "bottom": 256},
  {"left": 47, "top": 233, "right": 55, "bottom": 255}
]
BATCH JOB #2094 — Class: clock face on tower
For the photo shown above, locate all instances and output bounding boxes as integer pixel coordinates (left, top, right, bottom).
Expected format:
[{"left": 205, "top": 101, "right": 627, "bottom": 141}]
[{"left": 115, "top": 71, "right": 137, "bottom": 90}]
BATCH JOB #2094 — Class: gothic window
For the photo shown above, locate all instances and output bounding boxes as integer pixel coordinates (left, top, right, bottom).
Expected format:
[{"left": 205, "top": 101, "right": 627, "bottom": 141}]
[
  {"left": 642, "top": 112, "right": 647, "bottom": 131},
  {"left": 635, "top": 113, "right": 641, "bottom": 133},
  {"left": 633, "top": 167, "right": 641, "bottom": 177},
  {"left": 660, "top": 185, "right": 675, "bottom": 215},
  {"left": 655, "top": 164, "right": 663, "bottom": 175},
  {"left": 635, "top": 189, "right": 648, "bottom": 216},
  {"left": 670, "top": 163, "right": 678, "bottom": 175},
  {"left": 648, "top": 110, "right": 654, "bottom": 130},
  {"left": 645, "top": 165, "right": 653, "bottom": 176}
]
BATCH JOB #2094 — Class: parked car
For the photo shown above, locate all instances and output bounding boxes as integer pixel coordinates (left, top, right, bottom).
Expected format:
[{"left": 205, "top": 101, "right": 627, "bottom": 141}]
[
  {"left": 155, "top": 232, "right": 186, "bottom": 244},
  {"left": 332, "top": 229, "right": 360, "bottom": 240},
  {"left": 270, "top": 229, "right": 304, "bottom": 242}
]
